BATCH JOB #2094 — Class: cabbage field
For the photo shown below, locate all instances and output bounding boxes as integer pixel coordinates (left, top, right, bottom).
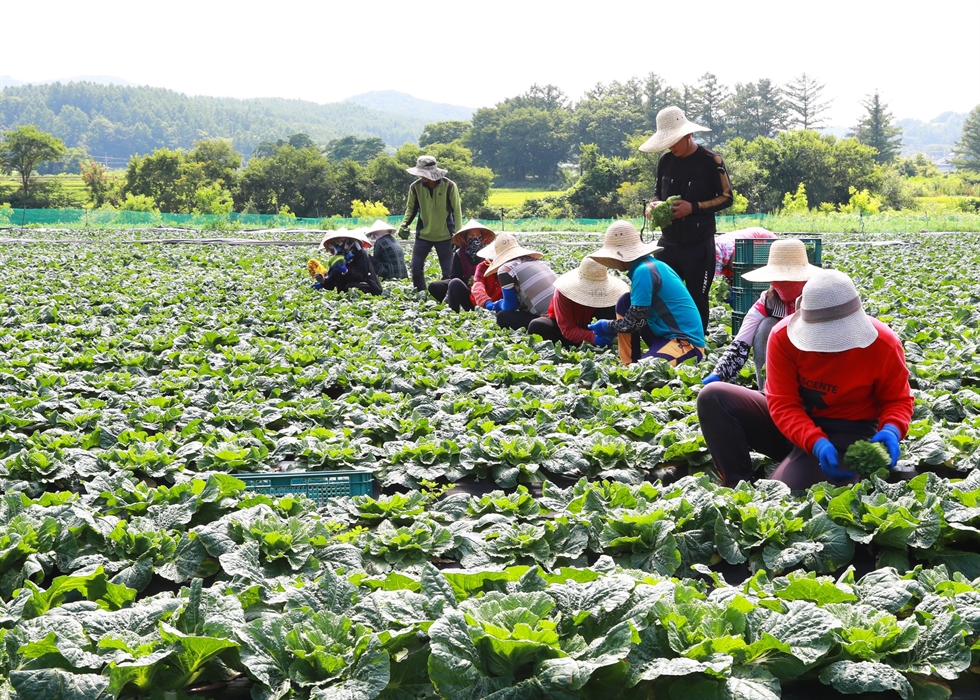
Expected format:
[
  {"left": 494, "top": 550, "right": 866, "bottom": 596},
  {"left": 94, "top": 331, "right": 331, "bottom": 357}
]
[{"left": 1, "top": 228, "right": 979, "bottom": 699}]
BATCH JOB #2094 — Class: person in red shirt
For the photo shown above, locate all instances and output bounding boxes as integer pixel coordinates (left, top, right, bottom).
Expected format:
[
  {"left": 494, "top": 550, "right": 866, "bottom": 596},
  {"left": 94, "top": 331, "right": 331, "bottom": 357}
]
[
  {"left": 527, "top": 257, "right": 628, "bottom": 346},
  {"left": 697, "top": 269, "right": 914, "bottom": 490}
]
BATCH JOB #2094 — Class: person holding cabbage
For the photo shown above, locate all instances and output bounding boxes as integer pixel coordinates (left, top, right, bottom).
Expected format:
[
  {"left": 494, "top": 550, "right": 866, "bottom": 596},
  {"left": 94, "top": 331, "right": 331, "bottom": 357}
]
[{"left": 308, "top": 229, "right": 383, "bottom": 296}]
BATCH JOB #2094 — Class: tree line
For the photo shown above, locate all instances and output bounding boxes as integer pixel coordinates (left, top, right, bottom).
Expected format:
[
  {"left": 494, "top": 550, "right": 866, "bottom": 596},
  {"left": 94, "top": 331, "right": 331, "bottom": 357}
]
[{"left": 2, "top": 73, "right": 979, "bottom": 220}]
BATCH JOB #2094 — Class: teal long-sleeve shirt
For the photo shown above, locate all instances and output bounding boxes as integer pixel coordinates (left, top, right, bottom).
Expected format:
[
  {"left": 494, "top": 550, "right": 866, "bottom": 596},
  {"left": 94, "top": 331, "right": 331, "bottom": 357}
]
[{"left": 398, "top": 178, "right": 462, "bottom": 242}]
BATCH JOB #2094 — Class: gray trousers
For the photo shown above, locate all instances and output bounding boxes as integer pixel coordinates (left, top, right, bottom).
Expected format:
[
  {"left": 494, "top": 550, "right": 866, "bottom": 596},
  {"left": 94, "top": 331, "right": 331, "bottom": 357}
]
[{"left": 752, "top": 315, "right": 781, "bottom": 389}]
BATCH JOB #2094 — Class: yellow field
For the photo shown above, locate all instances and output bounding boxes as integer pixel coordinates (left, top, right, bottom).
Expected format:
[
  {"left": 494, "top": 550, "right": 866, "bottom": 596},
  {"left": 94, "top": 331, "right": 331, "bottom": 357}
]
[{"left": 487, "top": 188, "right": 565, "bottom": 208}]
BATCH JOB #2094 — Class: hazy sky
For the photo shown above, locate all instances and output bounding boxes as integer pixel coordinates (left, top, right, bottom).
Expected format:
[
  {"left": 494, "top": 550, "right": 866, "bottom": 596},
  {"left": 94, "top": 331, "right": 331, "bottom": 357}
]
[{"left": 2, "top": 0, "right": 978, "bottom": 127}]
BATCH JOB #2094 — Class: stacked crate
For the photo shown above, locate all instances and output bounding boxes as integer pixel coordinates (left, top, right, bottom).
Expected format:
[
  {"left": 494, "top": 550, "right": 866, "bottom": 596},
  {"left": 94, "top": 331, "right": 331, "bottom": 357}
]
[{"left": 730, "top": 237, "right": 822, "bottom": 334}]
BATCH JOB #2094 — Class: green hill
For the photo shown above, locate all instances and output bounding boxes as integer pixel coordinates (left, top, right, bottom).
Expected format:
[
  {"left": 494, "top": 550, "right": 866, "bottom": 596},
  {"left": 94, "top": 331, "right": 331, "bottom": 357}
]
[{"left": 345, "top": 90, "right": 475, "bottom": 122}]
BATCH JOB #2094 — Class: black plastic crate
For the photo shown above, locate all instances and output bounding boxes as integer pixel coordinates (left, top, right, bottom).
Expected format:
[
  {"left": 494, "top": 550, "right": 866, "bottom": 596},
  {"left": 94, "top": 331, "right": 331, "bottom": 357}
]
[
  {"left": 237, "top": 470, "right": 373, "bottom": 505},
  {"left": 733, "top": 237, "right": 822, "bottom": 266}
]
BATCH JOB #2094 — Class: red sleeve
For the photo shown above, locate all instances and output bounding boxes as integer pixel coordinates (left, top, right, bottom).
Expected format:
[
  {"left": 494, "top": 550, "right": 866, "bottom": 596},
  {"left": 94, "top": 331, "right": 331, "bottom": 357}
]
[
  {"left": 554, "top": 290, "right": 597, "bottom": 345},
  {"left": 765, "top": 320, "right": 827, "bottom": 451},
  {"left": 471, "top": 261, "right": 491, "bottom": 306},
  {"left": 870, "top": 321, "right": 915, "bottom": 438}
]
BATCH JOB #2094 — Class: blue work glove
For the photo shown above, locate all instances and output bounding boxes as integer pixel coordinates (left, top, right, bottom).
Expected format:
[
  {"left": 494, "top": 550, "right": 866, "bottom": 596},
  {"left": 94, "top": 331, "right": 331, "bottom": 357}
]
[
  {"left": 334, "top": 263, "right": 348, "bottom": 274},
  {"left": 813, "top": 437, "right": 854, "bottom": 482},
  {"left": 588, "top": 320, "right": 613, "bottom": 337},
  {"left": 488, "top": 299, "right": 505, "bottom": 312},
  {"left": 702, "top": 373, "right": 721, "bottom": 385},
  {"left": 593, "top": 333, "right": 615, "bottom": 347},
  {"left": 870, "top": 423, "right": 902, "bottom": 468},
  {"left": 484, "top": 300, "right": 495, "bottom": 310}
]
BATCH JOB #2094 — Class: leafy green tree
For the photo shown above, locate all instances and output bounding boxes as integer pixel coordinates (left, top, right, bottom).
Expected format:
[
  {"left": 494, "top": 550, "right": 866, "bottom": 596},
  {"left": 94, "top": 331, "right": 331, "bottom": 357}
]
[
  {"left": 419, "top": 121, "right": 471, "bottom": 148},
  {"left": 780, "top": 183, "right": 809, "bottom": 213},
  {"left": 350, "top": 200, "right": 390, "bottom": 218},
  {"left": 324, "top": 135, "right": 386, "bottom": 165},
  {"left": 571, "top": 79, "right": 646, "bottom": 159},
  {"left": 687, "top": 72, "right": 729, "bottom": 146},
  {"left": 848, "top": 91, "right": 903, "bottom": 164},
  {"left": 783, "top": 73, "right": 832, "bottom": 130},
  {"left": 566, "top": 143, "right": 634, "bottom": 219},
  {"left": 188, "top": 139, "right": 241, "bottom": 187},
  {"left": 722, "top": 80, "right": 789, "bottom": 142},
  {"left": 379, "top": 142, "right": 493, "bottom": 215},
  {"left": 288, "top": 133, "right": 318, "bottom": 150},
  {"left": 119, "top": 192, "right": 159, "bottom": 212},
  {"left": 80, "top": 159, "right": 113, "bottom": 207},
  {"left": 643, "top": 72, "right": 681, "bottom": 132},
  {"left": 952, "top": 104, "right": 980, "bottom": 172},
  {"left": 123, "top": 148, "right": 202, "bottom": 213},
  {"left": 192, "top": 184, "right": 234, "bottom": 215},
  {"left": 0, "top": 125, "right": 67, "bottom": 197}
]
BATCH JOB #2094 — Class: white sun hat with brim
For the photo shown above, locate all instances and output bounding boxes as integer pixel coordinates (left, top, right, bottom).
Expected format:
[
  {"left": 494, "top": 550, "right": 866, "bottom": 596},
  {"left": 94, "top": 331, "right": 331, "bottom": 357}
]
[
  {"left": 588, "top": 220, "right": 662, "bottom": 269},
  {"left": 484, "top": 232, "right": 543, "bottom": 275},
  {"left": 554, "top": 257, "right": 630, "bottom": 308},
  {"left": 406, "top": 155, "right": 448, "bottom": 180},
  {"left": 741, "top": 239, "right": 822, "bottom": 282},
  {"left": 363, "top": 219, "right": 396, "bottom": 239},
  {"left": 319, "top": 228, "right": 372, "bottom": 250},
  {"left": 476, "top": 241, "right": 496, "bottom": 260},
  {"left": 786, "top": 269, "right": 878, "bottom": 353},
  {"left": 451, "top": 219, "right": 497, "bottom": 248},
  {"left": 638, "top": 106, "right": 711, "bottom": 153}
]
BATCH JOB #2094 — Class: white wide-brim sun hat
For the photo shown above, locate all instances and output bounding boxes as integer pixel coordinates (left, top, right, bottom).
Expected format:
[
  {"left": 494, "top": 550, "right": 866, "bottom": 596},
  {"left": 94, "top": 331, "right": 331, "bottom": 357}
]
[
  {"left": 638, "top": 106, "right": 711, "bottom": 153},
  {"left": 741, "top": 239, "right": 822, "bottom": 282},
  {"left": 554, "top": 257, "right": 629, "bottom": 308},
  {"left": 484, "top": 232, "right": 543, "bottom": 275},
  {"left": 363, "top": 219, "right": 396, "bottom": 239},
  {"left": 588, "top": 220, "right": 662, "bottom": 269},
  {"left": 319, "top": 228, "right": 372, "bottom": 250},
  {"left": 786, "top": 269, "right": 878, "bottom": 352}
]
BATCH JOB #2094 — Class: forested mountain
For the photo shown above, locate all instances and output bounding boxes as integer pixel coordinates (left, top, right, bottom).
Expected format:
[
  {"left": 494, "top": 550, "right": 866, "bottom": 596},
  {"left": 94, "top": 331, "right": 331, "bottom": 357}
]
[
  {"left": 0, "top": 82, "right": 435, "bottom": 163},
  {"left": 346, "top": 90, "right": 475, "bottom": 122}
]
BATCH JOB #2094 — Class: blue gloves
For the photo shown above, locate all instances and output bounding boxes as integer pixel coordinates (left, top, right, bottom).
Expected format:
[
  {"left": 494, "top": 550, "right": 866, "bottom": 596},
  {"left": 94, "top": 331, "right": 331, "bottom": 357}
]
[
  {"left": 593, "top": 334, "right": 615, "bottom": 347},
  {"left": 488, "top": 299, "right": 505, "bottom": 312},
  {"left": 870, "top": 423, "right": 902, "bottom": 468},
  {"left": 813, "top": 437, "right": 854, "bottom": 482},
  {"left": 588, "top": 320, "right": 613, "bottom": 337},
  {"left": 702, "top": 374, "right": 721, "bottom": 385},
  {"left": 484, "top": 301, "right": 496, "bottom": 310}
]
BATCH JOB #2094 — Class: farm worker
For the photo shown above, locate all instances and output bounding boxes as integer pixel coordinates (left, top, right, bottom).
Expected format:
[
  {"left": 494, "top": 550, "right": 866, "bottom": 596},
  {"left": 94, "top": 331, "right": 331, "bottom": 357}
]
[
  {"left": 470, "top": 241, "right": 503, "bottom": 312},
  {"left": 713, "top": 227, "right": 777, "bottom": 283},
  {"left": 363, "top": 219, "right": 408, "bottom": 280},
  {"left": 527, "top": 257, "right": 627, "bottom": 347},
  {"left": 427, "top": 219, "right": 497, "bottom": 311},
  {"left": 641, "top": 106, "right": 734, "bottom": 334},
  {"left": 697, "top": 269, "right": 914, "bottom": 490},
  {"left": 483, "top": 233, "right": 557, "bottom": 331},
  {"left": 308, "top": 228, "right": 383, "bottom": 296},
  {"left": 587, "top": 220, "right": 705, "bottom": 366},
  {"left": 704, "top": 239, "right": 821, "bottom": 389},
  {"left": 397, "top": 155, "right": 463, "bottom": 293}
]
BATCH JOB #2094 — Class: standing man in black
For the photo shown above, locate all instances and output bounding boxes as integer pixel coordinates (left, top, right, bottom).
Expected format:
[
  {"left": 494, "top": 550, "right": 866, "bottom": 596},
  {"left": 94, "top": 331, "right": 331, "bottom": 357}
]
[{"left": 642, "top": 107, "right": 733, "bottom": 333}]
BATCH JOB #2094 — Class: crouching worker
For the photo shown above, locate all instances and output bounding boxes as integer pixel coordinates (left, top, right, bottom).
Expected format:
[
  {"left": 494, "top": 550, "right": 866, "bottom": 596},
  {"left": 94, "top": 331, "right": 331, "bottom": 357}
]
[
  {"left": 704, "top": 239, "right": 820, "bottom": 389},
  {"left": 364, "top": 219, "right": 408, "bottom": 280},
  {"left": 484, "top": 233, "right": 557, "bottom": 331},
  {"left": 308, "top": 228, "right": 383, "bottom": 296},
  {"left": 527, "top": 257, "right": 627, "bottom": 347},
  {"left": 428, "top": 219, "right": 497, "bottom": 311},
  {"left": 697, "top": 269, "right": 914, "bottom": 490},
  {"left": 587, "top": 220, "right": 705, "bottom": 365}
]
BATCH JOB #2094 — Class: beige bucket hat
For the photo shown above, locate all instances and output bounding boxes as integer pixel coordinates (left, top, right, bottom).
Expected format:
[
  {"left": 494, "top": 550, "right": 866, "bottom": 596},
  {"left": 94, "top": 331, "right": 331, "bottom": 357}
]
[
  {"left": 363, "top": 219, "right": 396, "bottom": 240},
  {"left": 452, "top": 219, "right": 497, "bottom": 248},
  {"left": 588, "top": 220, "right": 662, "bottom": 270},
  {"left": 484, "top": 232, "right": 543, "bottom": 275},
  {"left": 406, "top": 155, "right": 447, "bottom": 180},
  {"left": 786, "top": 269, "right": 878, "bottom": 352},
  {"left": 319, "top": 227, "right": 372, "bottom": 250},
  {"left": 554, "top": 257, "right": 630, "bottom": 308},
  {"left": 639, "top": 106, "right": 711, "bottom": 153},
  {"left": 741, "top": 239, "right": 822, "bottom": 282}
]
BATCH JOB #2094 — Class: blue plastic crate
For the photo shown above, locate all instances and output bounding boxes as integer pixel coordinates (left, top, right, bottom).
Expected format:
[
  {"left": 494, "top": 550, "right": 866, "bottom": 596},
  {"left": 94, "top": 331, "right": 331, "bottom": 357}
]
[
  {"left": 237, "top": 470, "right": 373, "bottom": 505},
  {"left": 733, "top": 237, "right": 822, "bottom": 266}
]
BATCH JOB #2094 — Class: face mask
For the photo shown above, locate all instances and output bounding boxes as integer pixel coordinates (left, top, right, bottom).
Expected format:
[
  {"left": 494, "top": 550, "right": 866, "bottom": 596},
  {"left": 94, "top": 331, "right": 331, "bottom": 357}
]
[
  {"left": 465, "top": 237, "right": 483, "bottom": 262},
  {"left": 772, "top": 281, "right": 806, "bottom": 304}
]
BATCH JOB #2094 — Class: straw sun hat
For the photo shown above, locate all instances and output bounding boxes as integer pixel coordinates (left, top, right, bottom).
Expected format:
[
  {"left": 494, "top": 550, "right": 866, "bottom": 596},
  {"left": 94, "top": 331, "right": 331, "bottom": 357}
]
[
  {"left": 484, "top": 233, "right": 543, "bottom": 275},
  {"left": 406, "top": 155, "right": 447, "bottom": 180},
  {"left": 451, "top": 219, "right": 497, "bottom": 248},
  {"left": 363, "top": 219, "right": 396, "bottom": 240},
  {"left": 786, "top": 269, "right": 878, "bottom": 353},
  {"left": 319, "top": 228, "right": 372, "bottom": 250},
  {"left": 588, "top": 220, "right": 662, "bottom": 271},
  {"left": 741, "top": 239, "right": 821, "bottom": 282},
  {"left": 554, "top": 257, "right": 629, "bottom": 308},
  {"left": 638, "top": 106, "right": 711, "bottom": 153}
]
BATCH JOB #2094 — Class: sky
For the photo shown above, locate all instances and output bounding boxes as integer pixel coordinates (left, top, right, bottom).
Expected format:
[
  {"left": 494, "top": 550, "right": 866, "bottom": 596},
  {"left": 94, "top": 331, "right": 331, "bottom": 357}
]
[{"left": 1, "top": 0, "right": 978, "bottom": 127}]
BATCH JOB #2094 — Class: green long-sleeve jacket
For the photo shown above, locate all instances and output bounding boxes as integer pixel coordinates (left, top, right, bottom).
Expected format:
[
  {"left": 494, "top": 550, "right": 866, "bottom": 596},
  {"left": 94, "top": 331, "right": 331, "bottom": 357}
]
[{"left": 398, "top": 178, "right": 463, "bottom": 242}]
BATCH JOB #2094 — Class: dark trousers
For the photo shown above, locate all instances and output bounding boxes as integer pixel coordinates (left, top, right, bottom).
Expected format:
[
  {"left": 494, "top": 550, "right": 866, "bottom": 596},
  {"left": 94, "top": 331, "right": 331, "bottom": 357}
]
[
  {"left": 656, "top": 238, "right": 715, "bottom": 333},
  {"left": 696, "top": 382, "right": 876, "bottom": 490},
  {"left": 411, "top": 238, "right": 453, "bottom": 292},
  {"left": 751, "top": 315, "right": 781, "bottom": 389},
  {"left": 428, "top": 278, "right": 474, "bottom": 312},
  {"left": 496, "top": 310, "right": 539, "bottom": 331},
  {"left": 526, "top": 306, "right": 615, "bottom": 346}
]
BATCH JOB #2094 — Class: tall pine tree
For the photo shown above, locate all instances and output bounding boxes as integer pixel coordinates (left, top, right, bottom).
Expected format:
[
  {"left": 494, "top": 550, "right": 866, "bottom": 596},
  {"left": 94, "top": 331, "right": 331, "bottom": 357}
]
[
  {"left": 848, "top": 91, "right": 903, "bottom": 164},
  {"left": 953, "top": 104, "right": 980, "bottom": 172},
  {"left": 784, "top": 73, "right": 832, "bottom": 130}
]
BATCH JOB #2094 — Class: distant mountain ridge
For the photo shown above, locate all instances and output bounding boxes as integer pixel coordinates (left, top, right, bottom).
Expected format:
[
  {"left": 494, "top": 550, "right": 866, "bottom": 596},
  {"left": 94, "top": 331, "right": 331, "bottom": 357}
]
[
  {"left": 0, "top": 74, "right": 135, "bottom": 89},
  {"left": 820, "top": 111, "right": 966, "bottom": 157},
  {"left": 345, "top": 90, "right": 475, "bottom": 122}
]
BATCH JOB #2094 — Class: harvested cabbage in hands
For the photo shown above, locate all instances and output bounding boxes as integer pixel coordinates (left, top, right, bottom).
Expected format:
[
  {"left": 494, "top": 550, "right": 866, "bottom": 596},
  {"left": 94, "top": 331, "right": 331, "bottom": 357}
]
[
  {"left": 649, "top": 196, "right": 680, "bottom": 229},
  {"left": 844, "top": 440, "right": 891, "bottom": 477}
]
